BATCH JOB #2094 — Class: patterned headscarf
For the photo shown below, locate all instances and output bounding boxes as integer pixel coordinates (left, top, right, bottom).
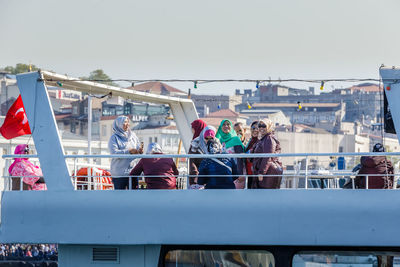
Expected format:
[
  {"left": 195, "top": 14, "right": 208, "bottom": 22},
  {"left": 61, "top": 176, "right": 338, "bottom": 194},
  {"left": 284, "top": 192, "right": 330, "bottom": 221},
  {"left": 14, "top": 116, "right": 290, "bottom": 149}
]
[
  {"left": 373, "top": 143, "right": 385, "bottom": 152},
  {"left": 8, "top": 144, "right": 36, "bottom": 174},
  {"left": 258, "top": 118, "right": 275, "bottom": 138},
  {"left": 207, "top": 138, "right": 221, "bottom": 154},
  {"left": 147, "top": 143, "right": 163, "bottom": 154},
  {"left": 215, "top": 119, "right": 244, "bottom": 149}
]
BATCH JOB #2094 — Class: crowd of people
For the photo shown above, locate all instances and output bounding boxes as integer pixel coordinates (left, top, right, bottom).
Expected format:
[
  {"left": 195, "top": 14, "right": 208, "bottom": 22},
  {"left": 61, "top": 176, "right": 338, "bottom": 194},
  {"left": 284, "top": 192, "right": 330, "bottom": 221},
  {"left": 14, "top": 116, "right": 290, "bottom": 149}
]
[
  {"left": 0, "top": 244, "right": 57, "bottom": 261},
  {"left": 9, "top": 115, "right": 395, "bottom": 190},
  {"left": 108, "top": 115, "right": 284, "bottom": 190}
]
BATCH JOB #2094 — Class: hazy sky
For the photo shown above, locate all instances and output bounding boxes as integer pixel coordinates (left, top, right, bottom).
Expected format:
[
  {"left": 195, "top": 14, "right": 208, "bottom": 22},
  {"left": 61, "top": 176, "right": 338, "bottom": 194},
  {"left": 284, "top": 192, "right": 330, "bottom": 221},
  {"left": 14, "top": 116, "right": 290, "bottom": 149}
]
[{"left": 1, "top": 0, "right": 400, "bottom": 94}]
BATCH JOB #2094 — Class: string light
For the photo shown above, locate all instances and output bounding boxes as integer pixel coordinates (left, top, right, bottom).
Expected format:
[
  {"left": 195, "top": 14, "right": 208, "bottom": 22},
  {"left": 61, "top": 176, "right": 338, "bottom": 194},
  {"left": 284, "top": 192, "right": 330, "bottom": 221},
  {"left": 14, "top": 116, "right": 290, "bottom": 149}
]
[
  {"left": 56, "top": 81, "right": 63, "bottom": 87},
  {"left": 297, "top": 101, "right": 302, "bottom": 110},
  {"left": 320, "top": 81, "right": 325, "bottom": 91},
  {"left": 256, "top": 81, "right": 260, "bottom": 89},
  {"left": 247, "top": 102, "right": 252, "bottom": 109},
  {"left": 217, "top": 102, "right": 221, "bottom": 109},
  {"left": 194, "top": 81, "right": 198, "bottom": 89}
]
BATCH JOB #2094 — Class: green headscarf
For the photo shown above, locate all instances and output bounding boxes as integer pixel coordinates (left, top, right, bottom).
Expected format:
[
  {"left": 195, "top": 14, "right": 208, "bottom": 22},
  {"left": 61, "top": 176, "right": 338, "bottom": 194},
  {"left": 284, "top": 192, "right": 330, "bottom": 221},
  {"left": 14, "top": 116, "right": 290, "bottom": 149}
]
[{"left": 215, "top": 119, "right": 244, "bottom": 149}]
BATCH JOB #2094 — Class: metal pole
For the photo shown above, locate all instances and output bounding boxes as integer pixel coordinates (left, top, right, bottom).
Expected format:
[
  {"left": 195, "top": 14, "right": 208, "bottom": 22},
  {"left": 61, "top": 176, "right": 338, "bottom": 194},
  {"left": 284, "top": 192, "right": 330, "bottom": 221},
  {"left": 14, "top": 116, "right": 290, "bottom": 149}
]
[
  {"left": 88, "top": 95, "right": 92, "bottom": 160},
  {"left": 305, "top": 156, "right": 309, "bottom": 189},
  {"left": 73, "top": 158, "right": 77, "bottom": 190}
]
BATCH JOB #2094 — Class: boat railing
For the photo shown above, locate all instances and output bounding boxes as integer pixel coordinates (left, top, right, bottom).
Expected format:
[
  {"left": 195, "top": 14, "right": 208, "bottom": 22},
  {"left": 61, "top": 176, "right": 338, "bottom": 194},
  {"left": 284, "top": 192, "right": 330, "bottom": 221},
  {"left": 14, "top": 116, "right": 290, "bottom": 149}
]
[{"left": 2, "top": 152, "right": 400, "bottom": 191}]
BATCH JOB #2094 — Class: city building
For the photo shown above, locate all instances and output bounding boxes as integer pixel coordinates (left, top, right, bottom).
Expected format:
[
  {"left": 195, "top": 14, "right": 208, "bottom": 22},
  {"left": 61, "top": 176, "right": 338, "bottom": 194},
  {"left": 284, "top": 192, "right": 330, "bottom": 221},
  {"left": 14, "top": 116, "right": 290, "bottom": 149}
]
[
  {"left": 191, "top": 94, "right": 242, "bottom": 117},
  {"left": 127, "top": 82, "right": 187, "bottom": 97}
]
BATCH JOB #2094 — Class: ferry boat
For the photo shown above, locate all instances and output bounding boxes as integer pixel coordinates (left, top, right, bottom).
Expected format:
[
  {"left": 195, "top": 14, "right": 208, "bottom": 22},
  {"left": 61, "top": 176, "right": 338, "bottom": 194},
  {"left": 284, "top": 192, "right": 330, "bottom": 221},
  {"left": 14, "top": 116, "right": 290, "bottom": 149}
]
[{"left": 1, "top": 68, "right": 400, "bottom": 266}]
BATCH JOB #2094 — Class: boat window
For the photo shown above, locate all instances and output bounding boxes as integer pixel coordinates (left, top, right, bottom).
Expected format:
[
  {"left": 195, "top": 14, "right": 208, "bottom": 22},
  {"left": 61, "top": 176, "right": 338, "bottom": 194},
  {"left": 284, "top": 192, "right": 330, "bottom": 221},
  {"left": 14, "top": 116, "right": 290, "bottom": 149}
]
[
  {"left": 293, "top": 251, "right": 400, "bottom": 267},
  {"left": 164, "top": 250, "right": 274, "bottom": 267}
]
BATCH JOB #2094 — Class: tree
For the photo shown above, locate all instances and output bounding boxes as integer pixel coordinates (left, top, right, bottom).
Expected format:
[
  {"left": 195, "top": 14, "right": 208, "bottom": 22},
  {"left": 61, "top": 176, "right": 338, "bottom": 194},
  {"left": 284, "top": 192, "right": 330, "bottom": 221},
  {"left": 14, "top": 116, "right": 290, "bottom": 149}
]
[
  {"left": 3, "top": 63, "right": 39, "bottom": 74},
  {"left": 84, "top": 69, "right": 118, "bottom": 86}
]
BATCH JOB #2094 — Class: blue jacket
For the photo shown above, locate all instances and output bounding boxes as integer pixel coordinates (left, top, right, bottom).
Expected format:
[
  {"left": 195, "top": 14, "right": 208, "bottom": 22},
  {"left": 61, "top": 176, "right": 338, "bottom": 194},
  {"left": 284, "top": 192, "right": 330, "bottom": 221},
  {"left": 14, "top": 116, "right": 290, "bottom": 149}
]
[{"left": 198, "top": 156, "right": 238, "bottom": 189}]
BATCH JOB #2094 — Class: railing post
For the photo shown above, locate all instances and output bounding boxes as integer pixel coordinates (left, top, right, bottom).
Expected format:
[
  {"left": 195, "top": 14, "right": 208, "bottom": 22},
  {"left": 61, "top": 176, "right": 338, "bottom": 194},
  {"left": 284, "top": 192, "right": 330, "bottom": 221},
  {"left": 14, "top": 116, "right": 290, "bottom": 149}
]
[
  {"left": 305, "top": 156, "right": 309, "bottom": 189},
  {"left": 87, "top": 167, "right": 91, "bottom": 190},
  {"left": 73, "top": 158, "right": 77, "bottom": 190},
  {"left": 366, "top": 175, "right": 369, "bottom": 189},
  {"left": 186, "top": 156, "right": 190, "bottom": 190},
  {"left": 129, "top": 176, "right": 132, "bottom": 190}
]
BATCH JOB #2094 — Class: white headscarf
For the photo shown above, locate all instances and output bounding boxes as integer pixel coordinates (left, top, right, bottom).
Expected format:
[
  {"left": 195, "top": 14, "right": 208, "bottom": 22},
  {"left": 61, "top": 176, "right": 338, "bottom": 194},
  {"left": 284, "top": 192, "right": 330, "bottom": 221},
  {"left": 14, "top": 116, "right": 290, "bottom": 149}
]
[{"left": 146, "top": 142, "right": 163, "bottom": 154}]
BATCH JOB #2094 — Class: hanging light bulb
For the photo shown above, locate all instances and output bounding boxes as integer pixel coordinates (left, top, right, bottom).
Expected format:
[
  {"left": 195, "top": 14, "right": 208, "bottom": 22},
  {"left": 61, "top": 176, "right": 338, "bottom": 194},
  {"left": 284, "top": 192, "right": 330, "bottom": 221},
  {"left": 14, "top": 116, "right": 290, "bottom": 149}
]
[
  {"left": 256, "top": 81, "right": 260, "bottom": 89},
  {"left": 297, "top": 101, "right": 302, "bottom": 110},
  {"left": 247, "top": 102, "right": 252, "bottom": 109},
  {"left": 56, "top": 81, "right": 63, "bottom": 87},
  {"left": 320, "top": 81, "right": 325, "bottom": 91},
  {"left": 217, "top": 102, "right": 221, "bottom": 109},
  {"left": 194, "top": 81, "right": 198, "bottom": 89}
]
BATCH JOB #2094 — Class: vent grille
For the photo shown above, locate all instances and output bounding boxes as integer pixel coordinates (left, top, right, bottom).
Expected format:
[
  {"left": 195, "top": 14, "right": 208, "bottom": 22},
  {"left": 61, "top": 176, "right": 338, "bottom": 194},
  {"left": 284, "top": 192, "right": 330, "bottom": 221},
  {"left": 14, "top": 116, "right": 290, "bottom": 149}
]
[{"left": 92, "top": 247, "right": 119, "bottom": 262}]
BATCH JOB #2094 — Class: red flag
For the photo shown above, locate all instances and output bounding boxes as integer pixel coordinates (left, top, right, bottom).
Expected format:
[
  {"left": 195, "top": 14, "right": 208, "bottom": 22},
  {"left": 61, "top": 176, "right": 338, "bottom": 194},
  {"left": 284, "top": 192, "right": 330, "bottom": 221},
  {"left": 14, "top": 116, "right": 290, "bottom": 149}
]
[{"left": 0, "top": 95, "right": 32, "bottom": 139}]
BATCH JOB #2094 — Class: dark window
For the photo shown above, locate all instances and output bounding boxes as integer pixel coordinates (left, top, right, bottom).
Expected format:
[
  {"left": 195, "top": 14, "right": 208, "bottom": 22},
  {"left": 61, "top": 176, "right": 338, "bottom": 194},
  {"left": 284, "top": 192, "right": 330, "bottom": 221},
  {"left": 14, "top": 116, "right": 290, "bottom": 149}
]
[
  {"left": 293, "top": 251, "right": 400, "bottom": 267},
  {"left": 164, "top": 250, "right": 274, "bottom": 267}
]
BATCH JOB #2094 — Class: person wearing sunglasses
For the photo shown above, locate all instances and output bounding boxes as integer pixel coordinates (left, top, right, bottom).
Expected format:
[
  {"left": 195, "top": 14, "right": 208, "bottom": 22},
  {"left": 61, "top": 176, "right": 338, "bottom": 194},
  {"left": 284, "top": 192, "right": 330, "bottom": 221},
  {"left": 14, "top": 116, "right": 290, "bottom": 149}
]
[
  {"left": 251, "top": 119, "right": 283, "bottom": 189},
  {"left": 8, "top": 144, "right": 47, "bottom": 190},
  {"left": 244, "top": 121, "right": 260, "bottom": 188}
]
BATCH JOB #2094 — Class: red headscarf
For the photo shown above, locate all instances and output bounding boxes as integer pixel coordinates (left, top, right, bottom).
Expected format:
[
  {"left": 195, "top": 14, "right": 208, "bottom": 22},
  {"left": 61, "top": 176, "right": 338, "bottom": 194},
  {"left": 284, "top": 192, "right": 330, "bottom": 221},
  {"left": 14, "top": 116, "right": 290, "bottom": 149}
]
[{"left": 191, "top": 119, "right": 206, "bottom": 140}]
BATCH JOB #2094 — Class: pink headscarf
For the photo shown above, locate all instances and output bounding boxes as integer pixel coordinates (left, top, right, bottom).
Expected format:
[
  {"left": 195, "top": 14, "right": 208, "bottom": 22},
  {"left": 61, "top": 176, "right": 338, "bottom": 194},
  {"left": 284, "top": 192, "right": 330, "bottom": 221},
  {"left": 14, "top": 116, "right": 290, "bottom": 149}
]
[{"left": 8, "top": 144, "right": 34, "bottom": 174}]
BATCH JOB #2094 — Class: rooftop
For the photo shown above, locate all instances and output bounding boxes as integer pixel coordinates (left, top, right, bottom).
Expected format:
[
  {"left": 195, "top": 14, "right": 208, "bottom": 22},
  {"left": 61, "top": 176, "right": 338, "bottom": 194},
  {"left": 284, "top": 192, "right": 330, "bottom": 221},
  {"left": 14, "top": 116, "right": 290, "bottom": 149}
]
[
  {"left": 127, "top": 82, "right": 186, "bottom": 96},
  {"left": 206, "top": 108, "right": 240, "bottom": 118},
  {"left": 252, "top": 103, "right": 341, "bottom": 108}
]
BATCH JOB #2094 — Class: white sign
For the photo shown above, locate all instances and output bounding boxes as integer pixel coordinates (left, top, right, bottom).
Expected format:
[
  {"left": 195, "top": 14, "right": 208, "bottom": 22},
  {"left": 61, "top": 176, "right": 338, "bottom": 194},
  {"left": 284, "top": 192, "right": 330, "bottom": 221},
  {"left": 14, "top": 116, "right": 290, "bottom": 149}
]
[{"left": 131, "top": 115, "right": 148, "bottom": 122}]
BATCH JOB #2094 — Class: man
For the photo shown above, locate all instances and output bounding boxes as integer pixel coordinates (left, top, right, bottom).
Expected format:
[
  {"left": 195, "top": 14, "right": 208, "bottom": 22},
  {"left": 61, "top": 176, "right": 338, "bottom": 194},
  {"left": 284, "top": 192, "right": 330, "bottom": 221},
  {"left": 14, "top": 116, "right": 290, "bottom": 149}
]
[
  {"left": 355, "top": 143, "right": 394, "bottom": 189},
  {"left": 234, "top": 122, "right": 247, "bottom": 146}
]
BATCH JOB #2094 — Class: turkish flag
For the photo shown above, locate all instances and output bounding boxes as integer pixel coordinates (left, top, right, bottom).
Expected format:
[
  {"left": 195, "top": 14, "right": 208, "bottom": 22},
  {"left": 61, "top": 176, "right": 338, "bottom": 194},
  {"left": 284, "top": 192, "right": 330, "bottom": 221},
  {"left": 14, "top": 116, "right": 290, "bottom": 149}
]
[{"left": 0, "top": 95, "right": 32, "bottom": 139}]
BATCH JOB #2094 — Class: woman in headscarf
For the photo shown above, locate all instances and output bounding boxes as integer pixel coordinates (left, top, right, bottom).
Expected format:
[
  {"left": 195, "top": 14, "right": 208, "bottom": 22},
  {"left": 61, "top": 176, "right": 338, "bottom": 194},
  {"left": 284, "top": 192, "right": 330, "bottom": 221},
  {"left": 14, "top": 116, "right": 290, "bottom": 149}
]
[
  {"left": 245, "top": 120, "right": 260, "bottom": 188},
  {"left": 9, "top": 144, "right": 47, "bottom": 190},
  {"left": 130, "top": 143, "right": 178, "bottom": 189},
  {"left": 188, "top": 119, "right": 207, "bottom": 186},
  {"left": 251, "top": 119, "right": 283, "bottom": 189},
  {"left": 198, "top": 138, "right": 238, "bottom": 189},
  {"left": 215, "top": 119, "right": 245, "bottom": 188},
  {"left": 108, "top": 115, "right": 143, "bottom": 190}
]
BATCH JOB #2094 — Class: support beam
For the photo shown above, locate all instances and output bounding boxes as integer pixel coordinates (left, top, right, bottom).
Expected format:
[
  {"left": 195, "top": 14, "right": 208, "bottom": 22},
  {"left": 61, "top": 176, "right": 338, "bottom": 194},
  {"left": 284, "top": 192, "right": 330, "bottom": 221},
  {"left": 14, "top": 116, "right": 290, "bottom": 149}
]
[{"left": 16, "top": 72, "right": 73, "bottom": 191}]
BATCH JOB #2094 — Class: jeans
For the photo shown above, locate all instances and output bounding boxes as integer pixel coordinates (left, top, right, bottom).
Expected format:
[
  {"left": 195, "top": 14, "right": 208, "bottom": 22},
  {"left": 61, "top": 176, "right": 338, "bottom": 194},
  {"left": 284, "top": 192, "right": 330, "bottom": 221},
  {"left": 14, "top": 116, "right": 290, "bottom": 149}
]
[{"left": 113, "top": 177, "right": 138, "bottom": 190}]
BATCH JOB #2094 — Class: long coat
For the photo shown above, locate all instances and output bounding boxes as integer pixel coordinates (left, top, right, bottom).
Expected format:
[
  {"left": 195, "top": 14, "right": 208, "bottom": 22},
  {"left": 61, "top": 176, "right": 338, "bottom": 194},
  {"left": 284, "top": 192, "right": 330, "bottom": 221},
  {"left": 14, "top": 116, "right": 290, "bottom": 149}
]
[
  {"left": 252, "top": 133, "right": 283, "bottom": 189},
  {"left": 355, "top": 156, "right": 394, "bottom": 189}
]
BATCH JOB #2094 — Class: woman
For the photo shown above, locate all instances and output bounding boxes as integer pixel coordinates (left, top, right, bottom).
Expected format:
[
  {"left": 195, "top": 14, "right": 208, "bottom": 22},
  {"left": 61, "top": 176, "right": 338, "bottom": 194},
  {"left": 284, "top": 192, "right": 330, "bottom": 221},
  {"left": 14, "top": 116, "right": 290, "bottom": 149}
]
[
  {"left": 130, "top": 143, "right": 178, "bottom": 189},
  {"left": 9, "top": 144, "right": 47, "bottom": 190},
  {"left": 198, "top": 139, "right": 238, "bottom": 189},
  {"left": 252, "top": 119, "right": 283, "bottom": 189},
  {"left": 188, "top": 119, "right": 207, "bottom": 186},
  {"left": 245, "top": 121, "right": 260, "bottom": 189},
  {"left": 108, "top": 115, "right": 143, "bottom": 190},
  {"left": 215, "top": 119, "right": 245, "bottom": 188},
  {"left": 188, "top": 119, "right": 211, "bottom": 186}
]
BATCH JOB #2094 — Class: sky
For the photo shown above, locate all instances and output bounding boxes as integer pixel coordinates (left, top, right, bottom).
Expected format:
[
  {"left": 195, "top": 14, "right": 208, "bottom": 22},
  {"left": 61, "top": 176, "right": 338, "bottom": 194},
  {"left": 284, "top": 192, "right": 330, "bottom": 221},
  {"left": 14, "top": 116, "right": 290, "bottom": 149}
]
[{"left": 1, "top": 0, "right": 400, "bottom": 95}]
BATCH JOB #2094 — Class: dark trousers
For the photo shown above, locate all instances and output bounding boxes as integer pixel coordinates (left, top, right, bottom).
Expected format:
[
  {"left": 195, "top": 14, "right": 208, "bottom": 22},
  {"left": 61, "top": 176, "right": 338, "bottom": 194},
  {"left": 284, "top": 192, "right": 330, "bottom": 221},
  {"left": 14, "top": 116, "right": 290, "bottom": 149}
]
[{"left": 113, "top": 177, "right": 138, "bottom": 190}]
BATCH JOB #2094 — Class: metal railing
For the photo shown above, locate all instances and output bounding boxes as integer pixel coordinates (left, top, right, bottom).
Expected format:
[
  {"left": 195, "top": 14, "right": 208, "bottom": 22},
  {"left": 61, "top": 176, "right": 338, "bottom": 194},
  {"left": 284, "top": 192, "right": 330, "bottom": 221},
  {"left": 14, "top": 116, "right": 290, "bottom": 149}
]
[{"left": 2, "top": 152, "right": 400, "bottom": 191}]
